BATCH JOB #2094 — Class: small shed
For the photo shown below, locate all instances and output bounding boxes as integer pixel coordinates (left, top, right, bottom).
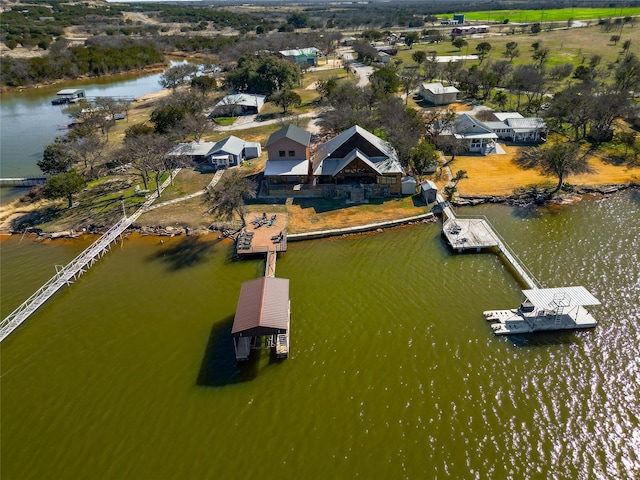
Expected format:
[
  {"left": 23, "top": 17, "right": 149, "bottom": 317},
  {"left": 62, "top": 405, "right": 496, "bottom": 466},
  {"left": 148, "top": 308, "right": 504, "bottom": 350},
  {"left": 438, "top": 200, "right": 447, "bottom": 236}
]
[
  {"left": 231, "top": 277, "right": 290, "bottom": 361},
  {"left": 401, "top": 176, "right": 417, "bottom": 195},
  {"left": 420, "top": 180, "right": 438, "bottom": 204},
  {"left": 244, "top": 141, "right": 262, "bottom": 159}
]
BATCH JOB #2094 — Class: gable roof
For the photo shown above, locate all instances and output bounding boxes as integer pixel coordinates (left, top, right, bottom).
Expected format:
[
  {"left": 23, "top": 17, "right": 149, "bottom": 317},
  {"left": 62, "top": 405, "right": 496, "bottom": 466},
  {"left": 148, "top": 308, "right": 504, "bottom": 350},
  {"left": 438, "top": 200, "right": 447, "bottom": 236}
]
[
  {"left": 215, "top": 93, "right": 266, "bottom": 109},
  {"left": 168, "top": 142, "right": 216, "bottom": 157},
  {"left": 313, "top": 126, "right": 403, "bottom": 176},
  {"left": 453, "top": 114, "right": 497, "bottom": 139},
  {"left": 265, "top": 124, "right": 311, "bottom": 148},
  {"left": 505, "top": 117, "right": 546, "bottom": 132},
  {"left": 280, "top": 47, "right": 320, "bottom": 57},
  {"left": 211, "top": 135, "right": 246, "bottom": 156},
  {"left": 231, "top": 277, "right": 290, "bottom": 337},
  {"left": 493, "top": 112, "right": 524, "bottom": 122},
  {"left": 421, "top": 82, "right": 459, "bottom": 95}
]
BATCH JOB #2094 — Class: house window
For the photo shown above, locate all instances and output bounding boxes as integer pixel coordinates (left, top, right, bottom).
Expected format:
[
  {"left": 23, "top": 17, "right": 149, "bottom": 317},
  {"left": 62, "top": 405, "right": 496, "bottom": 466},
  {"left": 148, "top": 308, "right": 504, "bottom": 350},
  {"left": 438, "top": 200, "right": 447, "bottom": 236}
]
[
  {"left": 288, "top": 150, "right": 295, "bottom": 157},
  {"left": 279, "top": 150, "right": 285, "bottom": 157}
]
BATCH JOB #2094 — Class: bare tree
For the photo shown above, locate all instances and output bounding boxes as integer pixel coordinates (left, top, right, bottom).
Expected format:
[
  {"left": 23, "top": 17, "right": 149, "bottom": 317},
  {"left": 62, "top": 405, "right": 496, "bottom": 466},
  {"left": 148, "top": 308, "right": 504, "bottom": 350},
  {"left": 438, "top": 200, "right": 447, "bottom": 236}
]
[{"left": 203, "top": 171, "right": 257, "bottom": 227}]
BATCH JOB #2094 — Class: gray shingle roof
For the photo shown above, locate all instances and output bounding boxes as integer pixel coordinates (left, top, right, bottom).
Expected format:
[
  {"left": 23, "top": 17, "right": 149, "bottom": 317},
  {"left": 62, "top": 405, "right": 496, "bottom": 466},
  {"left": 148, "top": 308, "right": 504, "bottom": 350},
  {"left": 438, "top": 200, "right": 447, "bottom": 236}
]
[{"left": 265, "top": 124, "right": 311, "bottom": 148}]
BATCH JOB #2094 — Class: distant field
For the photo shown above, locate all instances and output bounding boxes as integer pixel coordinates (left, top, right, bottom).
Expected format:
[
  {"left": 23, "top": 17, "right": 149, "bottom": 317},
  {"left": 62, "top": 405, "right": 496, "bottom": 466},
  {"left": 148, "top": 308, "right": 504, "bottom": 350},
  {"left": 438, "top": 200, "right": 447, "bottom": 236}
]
[{"left": 463, "top": 7, "right": 640, "bottom": 24}]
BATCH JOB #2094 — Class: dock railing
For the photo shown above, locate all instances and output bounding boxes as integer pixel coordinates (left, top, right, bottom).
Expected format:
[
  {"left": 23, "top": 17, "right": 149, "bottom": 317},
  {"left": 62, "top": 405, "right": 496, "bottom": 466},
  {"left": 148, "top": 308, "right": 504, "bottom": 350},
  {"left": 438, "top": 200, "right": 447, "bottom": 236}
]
[
  {"left": 0, "top": 169, "right": 181, "bottom": 343},
  {"left": 455, "top": 213, "right": 541, "bottom": 289}
]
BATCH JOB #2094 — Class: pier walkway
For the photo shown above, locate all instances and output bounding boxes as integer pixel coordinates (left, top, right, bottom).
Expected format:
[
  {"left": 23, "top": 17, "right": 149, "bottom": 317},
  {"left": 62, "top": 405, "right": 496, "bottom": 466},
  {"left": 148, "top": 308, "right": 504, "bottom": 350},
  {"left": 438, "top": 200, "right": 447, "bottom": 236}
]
[
  {"left": 0, "top": 177, "right": 47, "bottom": 187},
  {"left": 437, "top": 194, "right": 540, "bottom": 290},
  {"left": 0, "top": 169, "right": 181, "bottom": 343}
]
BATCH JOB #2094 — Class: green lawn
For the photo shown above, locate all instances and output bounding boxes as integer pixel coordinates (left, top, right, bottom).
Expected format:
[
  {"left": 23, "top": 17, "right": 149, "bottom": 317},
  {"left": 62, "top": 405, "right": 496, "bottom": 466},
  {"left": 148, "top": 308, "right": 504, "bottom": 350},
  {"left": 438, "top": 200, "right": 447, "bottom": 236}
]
[{"left": 462, "top": 7, "right": 640, "bottom": 24}]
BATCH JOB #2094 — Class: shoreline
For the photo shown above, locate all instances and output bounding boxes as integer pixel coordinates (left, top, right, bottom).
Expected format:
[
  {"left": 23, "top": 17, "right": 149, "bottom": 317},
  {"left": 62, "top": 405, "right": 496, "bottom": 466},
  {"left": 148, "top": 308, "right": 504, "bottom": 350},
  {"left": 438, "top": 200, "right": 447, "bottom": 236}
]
[
  {"left": 2, "top": 183, "right": 635, "bottom": 241},
  {"left": 0, "top": 64, "right": 169, "bottom": 94}
]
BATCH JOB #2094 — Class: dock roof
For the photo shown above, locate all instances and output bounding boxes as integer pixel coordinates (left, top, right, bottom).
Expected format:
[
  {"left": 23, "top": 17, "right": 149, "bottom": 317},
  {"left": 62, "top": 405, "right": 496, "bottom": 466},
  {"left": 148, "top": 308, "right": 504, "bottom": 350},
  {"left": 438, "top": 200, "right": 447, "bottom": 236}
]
[
  {"left": 522, "top": 287, "right": 600, "bottom": 309},
  {"left": 232, "top": 277, "right": 290, "bottom": 337}
]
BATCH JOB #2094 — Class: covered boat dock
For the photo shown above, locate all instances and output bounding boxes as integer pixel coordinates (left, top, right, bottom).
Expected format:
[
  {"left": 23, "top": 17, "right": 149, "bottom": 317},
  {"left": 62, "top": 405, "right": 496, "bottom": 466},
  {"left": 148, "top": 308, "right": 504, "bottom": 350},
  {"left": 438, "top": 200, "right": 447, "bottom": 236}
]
[{"left": 231, "top": 276, "right": 290, "bottom": 361}]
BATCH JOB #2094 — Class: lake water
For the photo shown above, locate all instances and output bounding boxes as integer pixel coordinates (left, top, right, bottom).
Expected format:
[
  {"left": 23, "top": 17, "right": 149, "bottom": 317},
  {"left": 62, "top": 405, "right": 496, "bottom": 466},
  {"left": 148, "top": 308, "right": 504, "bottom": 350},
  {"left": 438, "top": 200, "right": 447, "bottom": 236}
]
[
  {"left": 1, "top": 190, "right": 638, "bottom": 479},
  {"left": 0, "top": 65, "right": 190, "bottom": 204}
]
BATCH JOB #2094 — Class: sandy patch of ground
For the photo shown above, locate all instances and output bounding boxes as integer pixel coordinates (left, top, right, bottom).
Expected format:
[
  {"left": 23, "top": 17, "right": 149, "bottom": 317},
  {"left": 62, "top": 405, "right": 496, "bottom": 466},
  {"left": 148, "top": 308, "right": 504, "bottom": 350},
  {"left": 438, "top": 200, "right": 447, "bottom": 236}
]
[{"left": 446, "top": 146, "right": 640, "bottom": 197}]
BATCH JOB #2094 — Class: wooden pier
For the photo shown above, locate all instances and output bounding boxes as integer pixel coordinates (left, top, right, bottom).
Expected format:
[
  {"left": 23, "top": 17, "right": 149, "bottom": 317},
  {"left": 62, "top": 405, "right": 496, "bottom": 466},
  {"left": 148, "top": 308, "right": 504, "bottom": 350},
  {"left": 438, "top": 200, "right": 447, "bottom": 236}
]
[
  {"left": 0, "top": 177, "right": 47, "bottom": 187},
  {"left": 437, "top": 194, "right": 539, "bottom": 289},
  {"left": 0, "top": 169, "right": 181, "bottom": 343},
  {"left": 236, "top": 212, "right": 287, "bottom": 256}
]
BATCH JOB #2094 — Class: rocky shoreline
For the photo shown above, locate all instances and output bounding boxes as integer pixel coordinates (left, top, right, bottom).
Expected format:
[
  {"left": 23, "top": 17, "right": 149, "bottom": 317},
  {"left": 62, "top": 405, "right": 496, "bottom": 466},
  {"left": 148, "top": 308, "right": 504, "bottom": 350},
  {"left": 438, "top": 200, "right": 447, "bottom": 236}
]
[
  {"left": 453, "top": 182, "right": 638, "bottom": 207},
  {"left": 10, "top": 182, "right": 636, "bottom": 241}
]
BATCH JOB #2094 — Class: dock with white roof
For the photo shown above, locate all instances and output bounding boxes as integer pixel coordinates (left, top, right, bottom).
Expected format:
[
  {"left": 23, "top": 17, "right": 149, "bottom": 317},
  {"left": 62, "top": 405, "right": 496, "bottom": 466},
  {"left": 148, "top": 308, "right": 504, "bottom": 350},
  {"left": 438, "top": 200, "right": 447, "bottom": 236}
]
[{"left": 436, "top": 194, "right": 600, "bottom": 334}]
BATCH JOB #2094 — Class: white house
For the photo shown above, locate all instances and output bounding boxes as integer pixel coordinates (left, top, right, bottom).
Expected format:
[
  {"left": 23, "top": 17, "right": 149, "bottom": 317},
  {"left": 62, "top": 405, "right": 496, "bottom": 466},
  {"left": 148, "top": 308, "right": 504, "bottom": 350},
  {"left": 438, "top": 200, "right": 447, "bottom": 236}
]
[
  {"left": 484, "top": 112, "right": 547, "bottom": 143},
  {"left": 438, "top": 113, "right": 498, "bottom": 154},
  {"left": 419, "top": 82, "right": 459, "bottom": 105},
  {"left": 168, "top": 136, "right": 261, "bottom": 168},
  {"left": 211, "top": 93, "right": 266, "bottom": 117}
]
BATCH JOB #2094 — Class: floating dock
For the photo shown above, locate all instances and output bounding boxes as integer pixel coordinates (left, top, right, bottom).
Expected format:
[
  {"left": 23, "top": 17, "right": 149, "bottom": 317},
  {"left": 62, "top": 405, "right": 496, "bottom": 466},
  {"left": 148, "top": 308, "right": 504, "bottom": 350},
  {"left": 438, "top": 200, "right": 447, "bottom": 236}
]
[
  {"left": 436, "top": 194, "right": 600, "bottom": 334},
  {"left": 484, "top": 287, "right": 600, "bottom": 335}
]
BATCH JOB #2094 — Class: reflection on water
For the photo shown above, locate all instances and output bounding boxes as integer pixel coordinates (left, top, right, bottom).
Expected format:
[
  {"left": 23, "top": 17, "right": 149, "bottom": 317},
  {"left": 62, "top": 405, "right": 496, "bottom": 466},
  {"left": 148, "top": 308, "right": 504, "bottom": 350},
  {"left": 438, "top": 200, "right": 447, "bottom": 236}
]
[{"left": 1, "top": 191, "right": 638, "bottom": 479}]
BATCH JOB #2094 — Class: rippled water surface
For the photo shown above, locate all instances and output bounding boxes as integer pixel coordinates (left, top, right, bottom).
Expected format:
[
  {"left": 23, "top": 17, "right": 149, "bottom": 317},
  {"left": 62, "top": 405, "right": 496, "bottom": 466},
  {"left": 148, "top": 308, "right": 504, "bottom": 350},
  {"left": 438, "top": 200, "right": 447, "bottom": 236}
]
[{"left": 1, "top": 191, "right": 638, "bottom": 479}]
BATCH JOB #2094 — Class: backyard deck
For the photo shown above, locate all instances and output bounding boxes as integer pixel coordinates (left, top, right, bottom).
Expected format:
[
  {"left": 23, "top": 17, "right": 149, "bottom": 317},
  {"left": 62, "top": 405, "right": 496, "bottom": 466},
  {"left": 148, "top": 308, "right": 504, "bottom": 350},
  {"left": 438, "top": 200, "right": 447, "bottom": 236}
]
[{"left": 236, "top": 212, "right": 288, "bottom": 255}]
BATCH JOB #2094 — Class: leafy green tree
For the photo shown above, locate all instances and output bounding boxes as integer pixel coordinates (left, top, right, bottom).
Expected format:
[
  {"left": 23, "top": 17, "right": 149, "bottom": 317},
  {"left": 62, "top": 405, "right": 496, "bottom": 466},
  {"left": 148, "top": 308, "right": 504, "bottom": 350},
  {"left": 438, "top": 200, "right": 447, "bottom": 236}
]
[
  {"left": 203, "top": 171, "right": 257, "bottom": 227},
  {"left": 270, "top": 89, "right": 302, "bottom": 113},
  {"left": 150, "top": 105, "right": 188, "bottom": 134},
  {"left": 191, "top": 75, "right": 217, "bottom": 95},
  {"left": 475, "top": 42, "right": 492, "bottom": 64},
  {"left": 409, "top": 139, "right": 437, "bottom": 182},
  {"left": 452, "top": 37, "right": 467, "bottom": 52},
  {"left": 43, "top": 169, "right": 86, "bottom": 208},
  {"left": 516, "top": 142, "right": 590, "bottom": 199},
  {"left": 38, "top": 137, "right": 74, "bottom": 175},
  {"left": 504, "top": 41, "right": 519, "bottom": 62},
  {"left": 370, "top": 66, "right": 400, "bottom": 98},
  {"left": 287, "top": 12, "right": 309, "bottom": 29},
  {"left": 493, "top": 90, "right": 508, "bottom": 110},
  {"left": 225, "top": 55, "right": 300, "bottom": 95},
  {"left": 412, "top": 50, "right": 427, "bottom": 66},
  {"left": 404, "top": 32, "right": 420, "bottom": 49},
  {"left": 316, "top": 77, "right": 338, "bottom": 101}
]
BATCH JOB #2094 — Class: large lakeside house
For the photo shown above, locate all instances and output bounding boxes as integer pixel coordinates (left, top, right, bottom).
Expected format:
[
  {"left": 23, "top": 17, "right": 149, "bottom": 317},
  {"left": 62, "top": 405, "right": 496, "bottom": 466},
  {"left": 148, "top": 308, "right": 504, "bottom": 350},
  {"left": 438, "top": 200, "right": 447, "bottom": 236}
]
[
  {"left": 264, "top": 124, "right": 404, "bottom": 199},
  {"left": 438, "top": 112, "right": 547, "bottom": 155}
]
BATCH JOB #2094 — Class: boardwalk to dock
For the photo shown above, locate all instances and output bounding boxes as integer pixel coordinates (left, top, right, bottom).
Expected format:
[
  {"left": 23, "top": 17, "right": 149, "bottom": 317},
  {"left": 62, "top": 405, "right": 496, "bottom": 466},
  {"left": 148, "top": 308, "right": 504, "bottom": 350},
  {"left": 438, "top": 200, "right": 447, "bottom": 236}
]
[
  {"left": 437, "top": 194, "right": 540, "bottom": 290},
  {"left": 0, "top": 169, "right": 181, "bottom": 343}
]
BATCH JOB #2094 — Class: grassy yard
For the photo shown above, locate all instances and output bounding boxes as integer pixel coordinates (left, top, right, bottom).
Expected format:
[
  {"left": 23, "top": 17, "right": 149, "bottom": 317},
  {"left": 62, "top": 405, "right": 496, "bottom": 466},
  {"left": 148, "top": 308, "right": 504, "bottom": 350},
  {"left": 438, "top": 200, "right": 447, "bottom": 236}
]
[
  {"left": 462, "top": 7, "right": 640, "bottom": 24},
  {"left": 399, "top": 23, "right": 640, "bottom": 72}
]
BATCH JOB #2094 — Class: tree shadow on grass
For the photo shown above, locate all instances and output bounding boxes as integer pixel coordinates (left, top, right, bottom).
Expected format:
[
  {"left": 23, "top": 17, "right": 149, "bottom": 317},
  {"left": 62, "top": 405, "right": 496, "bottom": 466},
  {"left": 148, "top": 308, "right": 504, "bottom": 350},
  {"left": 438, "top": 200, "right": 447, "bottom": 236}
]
[
  {"left": 11, "top": 206, "right": 62, "bottom": 231},
  {"left": 147, "top": 236, "right": 217, "bottom": 271},
  {"left": 196, "top": 316, "right": 259, "bottom": 387}
]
